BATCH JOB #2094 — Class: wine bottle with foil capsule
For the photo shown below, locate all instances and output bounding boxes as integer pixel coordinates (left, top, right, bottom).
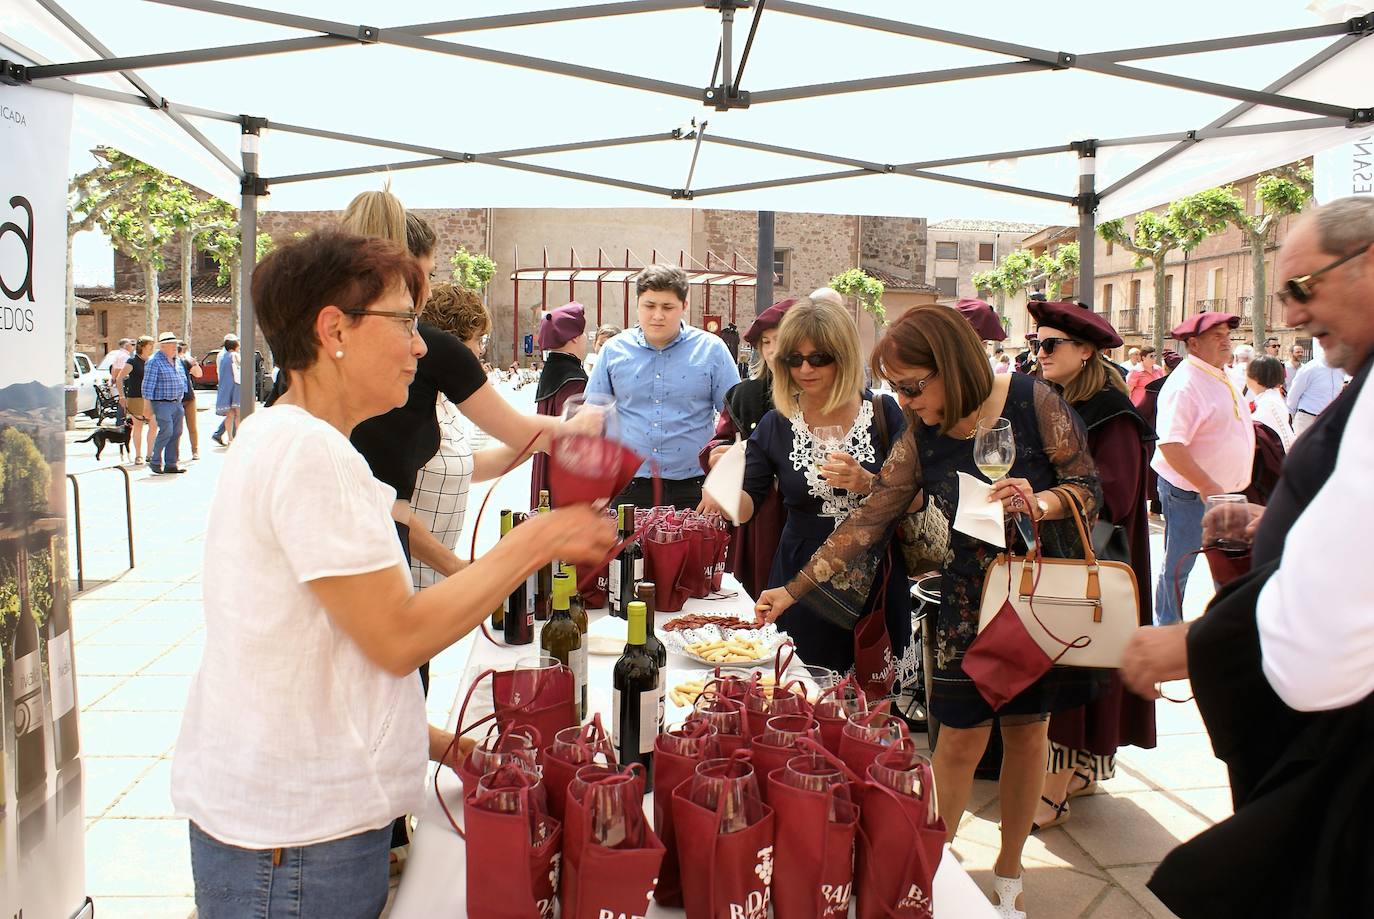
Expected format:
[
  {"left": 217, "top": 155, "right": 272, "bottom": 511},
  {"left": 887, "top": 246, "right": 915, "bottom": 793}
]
[
  {"left": 490, "top": 509, "right": 512, "bottom": 630},
  {"left": 636, "top": 582, "right": 668, "bottom": 718},
  {"left": 608, "top": 503, "right": 642, "bottom": 619},
  {"left": 563, "top": 564, "right": 590, "bottom": 720},
  {"left": 542, "top": 572, "right": 585, "bottom": 722},
  {"left": 503, "top": 513, "right": 534, "bottom": 646},
  {"left": 534, "top": 490, "right": 553, "bottom": 621},
  {"left": 613, "top": 600, "right": 659, "bottom": 790}
]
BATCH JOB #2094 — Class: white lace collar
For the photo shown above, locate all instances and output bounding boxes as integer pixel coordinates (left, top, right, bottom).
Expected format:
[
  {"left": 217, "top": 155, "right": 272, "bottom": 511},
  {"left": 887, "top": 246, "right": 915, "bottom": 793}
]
[{"left": 787, "top": 399, "right": 878, "bottom": 519}]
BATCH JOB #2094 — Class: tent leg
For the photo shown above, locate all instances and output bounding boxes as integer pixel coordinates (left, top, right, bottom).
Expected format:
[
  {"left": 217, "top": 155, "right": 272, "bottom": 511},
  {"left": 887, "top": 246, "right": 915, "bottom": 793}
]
[
  {"left": 755, "top": 210, "right": 774, "bottom": 320},
  {"left": 239, "top": 117, "right": 264, "bottom": 418},
  {"left": 1076, "top": 142, "right": 1097, "bottom": 309}
]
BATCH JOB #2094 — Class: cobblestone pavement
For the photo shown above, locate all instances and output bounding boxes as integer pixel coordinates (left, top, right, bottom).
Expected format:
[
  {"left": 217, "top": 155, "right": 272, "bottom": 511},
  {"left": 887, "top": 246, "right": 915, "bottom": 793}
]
[{"left": 68, "top": 386, "right": 1220, "bottom": 918}]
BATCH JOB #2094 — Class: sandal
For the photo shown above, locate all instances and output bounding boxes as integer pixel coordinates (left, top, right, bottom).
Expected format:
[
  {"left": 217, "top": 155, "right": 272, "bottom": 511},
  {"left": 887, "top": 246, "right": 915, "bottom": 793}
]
[
  {"left": 1031, "top": 795, "right": 1070, "bottom": 832},
  {"left": 1067, "top": 767, "right": 1098, "bottom": 799},
  {"left": 991, "top": 872, "right": 1026, "bottom": 919},
  {"left": 135, "top": 456, "right": 144, "bottom": 465}
]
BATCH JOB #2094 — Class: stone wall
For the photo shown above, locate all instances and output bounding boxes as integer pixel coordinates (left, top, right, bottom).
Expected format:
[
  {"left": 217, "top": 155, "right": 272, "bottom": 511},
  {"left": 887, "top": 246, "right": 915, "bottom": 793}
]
[
  {"left": 75, "top": 302, "right": 256, "bottom": 364},
  {"left": 861, "top": 216, "right": 928, "bottom": 282}
]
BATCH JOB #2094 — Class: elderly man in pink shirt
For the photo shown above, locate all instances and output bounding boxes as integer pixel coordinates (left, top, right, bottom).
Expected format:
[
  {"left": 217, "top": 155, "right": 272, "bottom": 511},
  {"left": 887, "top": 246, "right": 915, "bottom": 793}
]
[{"left": 1151, "top": 312, "right": 1255, "bottom": 624}]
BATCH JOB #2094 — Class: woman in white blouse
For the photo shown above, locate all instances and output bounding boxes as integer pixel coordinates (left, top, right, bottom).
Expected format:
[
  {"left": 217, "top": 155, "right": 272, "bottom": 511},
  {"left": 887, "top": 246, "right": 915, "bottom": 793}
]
[
  {"left": 1247, "top": 355, "right": 1296, "bottom": 451},
  {"left": 171, "top": 232, "right": 613, "bottom": 918}
]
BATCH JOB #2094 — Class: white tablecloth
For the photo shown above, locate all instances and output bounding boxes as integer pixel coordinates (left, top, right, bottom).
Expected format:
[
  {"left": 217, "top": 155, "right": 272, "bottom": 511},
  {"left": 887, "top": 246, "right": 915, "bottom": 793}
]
[{"left": 391, "top": 576, "right": 996, "bottom": 918}]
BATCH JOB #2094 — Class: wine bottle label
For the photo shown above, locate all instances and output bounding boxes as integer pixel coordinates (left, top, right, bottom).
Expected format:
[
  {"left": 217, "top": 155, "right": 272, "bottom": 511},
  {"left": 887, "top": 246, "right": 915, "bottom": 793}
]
[
  {"left": 571, "top": 644, "right": 588, "bottom": 715},
  {"left": 608, "top": 565, "right": 621, "bottom": 610},
  {"left": 12, "top": 650, "right": 44, "bottom": 736},
  {"left": 611, "top": 687, "right": 659, "bottom": 755},
  {"left": 633, "top": 558, "right": 644, "bottom": 583},
  {"left": 49, "top": 628, "right": 76, "bottom": 718},
  {"left": 655, "top": 685, "right": 666, "bottom": 737}
]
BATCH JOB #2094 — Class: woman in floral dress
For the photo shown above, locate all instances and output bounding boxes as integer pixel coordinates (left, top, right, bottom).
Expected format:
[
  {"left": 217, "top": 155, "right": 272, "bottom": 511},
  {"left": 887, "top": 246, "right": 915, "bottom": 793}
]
[{"left": 757, "top": 305, "right": 1104, "bottom": 919}]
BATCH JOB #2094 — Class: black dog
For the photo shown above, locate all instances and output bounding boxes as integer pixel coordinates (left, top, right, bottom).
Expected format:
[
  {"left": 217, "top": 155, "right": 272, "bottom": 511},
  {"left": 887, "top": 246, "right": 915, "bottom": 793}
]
[{"left": 76, "top": 421, "right": 132, "bottom": 461}]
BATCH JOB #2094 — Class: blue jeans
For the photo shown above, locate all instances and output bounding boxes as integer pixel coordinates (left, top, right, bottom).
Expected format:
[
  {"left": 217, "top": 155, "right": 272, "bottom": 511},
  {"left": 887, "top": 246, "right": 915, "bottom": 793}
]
[
  {"left": 1153, "top": 479, "right": 1205, "bottom": 625},
  {"left": 150, "top": 400, "right": 184, "bottom": 470},
  {"left": 190, "top": 822, "right": 392, "bottom": 919}
]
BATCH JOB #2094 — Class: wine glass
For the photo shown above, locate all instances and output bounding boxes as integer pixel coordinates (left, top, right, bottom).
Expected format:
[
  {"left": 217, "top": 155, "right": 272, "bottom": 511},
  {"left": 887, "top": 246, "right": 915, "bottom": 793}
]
[
  {"left": 782, "top": 753, "right": 853, "bottom": 820},
  {"left": 660, "top": 721, "right": 720, "bottom": 757},
  {"left": 760, "top": 714, "right": 818, "bottom": 748},
  {"left": 974, "top": 417, "right": 1015, "bottom": 484},
  {"left": 561, "top": 391, "right": 620, "bottom": 443},
  {"left": 689, "top": 758, "right": 762, "bottom": 834},
  {"left": 812, "top": 423, "right": 848, "bottom": 495},
  {"left": 842, "top": 710, "right": 907, "bottom": 746},
  {"left": 469, "top": 731, "right": 540, "bottom": 777},
  {"left": 1204, "top": 493, "right": 1251, "bottom": 554},
  {"left": 512, "top": 655, "right": 562, "bottom": 708}
]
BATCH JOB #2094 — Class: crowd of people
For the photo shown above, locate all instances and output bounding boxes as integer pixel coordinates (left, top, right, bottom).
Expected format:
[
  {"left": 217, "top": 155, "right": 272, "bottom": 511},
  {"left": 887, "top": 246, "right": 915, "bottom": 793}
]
[{"left": 165, "top": 185, "right": 1372, "bottom": 918}]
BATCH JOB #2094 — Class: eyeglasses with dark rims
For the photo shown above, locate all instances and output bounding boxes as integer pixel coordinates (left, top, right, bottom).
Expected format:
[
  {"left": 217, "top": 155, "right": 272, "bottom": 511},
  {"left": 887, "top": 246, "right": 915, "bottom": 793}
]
[
  {"left": 1276, "top": 247, "right": 1367, "bottom": 306},
  {"left": 782, "top": 351, "right": 836, "bottom": 368}
]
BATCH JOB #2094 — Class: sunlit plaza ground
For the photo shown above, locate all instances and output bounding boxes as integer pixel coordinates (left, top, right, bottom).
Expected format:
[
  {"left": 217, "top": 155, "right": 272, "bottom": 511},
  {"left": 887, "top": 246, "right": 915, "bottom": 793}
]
[{"left": 66, "top": 381, "right": 1224, "bottom": 919}]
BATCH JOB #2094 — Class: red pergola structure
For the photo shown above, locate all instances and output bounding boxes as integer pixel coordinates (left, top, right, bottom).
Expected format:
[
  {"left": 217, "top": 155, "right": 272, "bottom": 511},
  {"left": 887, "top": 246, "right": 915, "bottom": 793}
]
[{"left": 510, "top": 246, "right": 758, "bottom": 360}]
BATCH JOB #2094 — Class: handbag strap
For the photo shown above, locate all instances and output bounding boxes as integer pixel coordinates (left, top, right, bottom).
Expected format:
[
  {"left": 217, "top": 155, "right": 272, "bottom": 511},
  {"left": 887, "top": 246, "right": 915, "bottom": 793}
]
[{"left": 1001, "top": 485, "right": 1093, "bottom": 661}]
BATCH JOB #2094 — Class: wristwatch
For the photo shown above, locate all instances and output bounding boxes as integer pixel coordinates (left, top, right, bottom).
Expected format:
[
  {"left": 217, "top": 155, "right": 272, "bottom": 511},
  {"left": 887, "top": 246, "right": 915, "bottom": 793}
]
[{"left": 1034, "top": 495, "right": 1051, "bottom": 521}]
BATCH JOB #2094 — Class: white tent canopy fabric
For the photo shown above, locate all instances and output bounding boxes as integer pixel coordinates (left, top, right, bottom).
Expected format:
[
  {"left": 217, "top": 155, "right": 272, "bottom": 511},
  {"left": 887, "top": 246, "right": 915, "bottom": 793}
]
[{"left": 3, "top": 0, "right": 1371, "bottom": 225}]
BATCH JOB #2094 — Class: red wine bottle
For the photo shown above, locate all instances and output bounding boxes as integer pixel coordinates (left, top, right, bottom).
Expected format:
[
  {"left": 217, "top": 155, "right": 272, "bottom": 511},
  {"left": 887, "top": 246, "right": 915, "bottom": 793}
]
[
  {"left": 503, "top": 513, "right": 534, "bottom": 646},
  {"left": 44, "top": 537, "right": 79, "bottom": 768},
  {"left": 612, "top": 600, "right": 660, "bottom": 790}
]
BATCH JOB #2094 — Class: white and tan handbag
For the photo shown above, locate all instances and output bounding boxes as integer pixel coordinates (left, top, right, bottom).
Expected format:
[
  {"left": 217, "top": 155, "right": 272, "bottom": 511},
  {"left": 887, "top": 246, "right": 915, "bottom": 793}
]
[{"left": 976, "top": 487, "right": 1139, "bottom": 669}]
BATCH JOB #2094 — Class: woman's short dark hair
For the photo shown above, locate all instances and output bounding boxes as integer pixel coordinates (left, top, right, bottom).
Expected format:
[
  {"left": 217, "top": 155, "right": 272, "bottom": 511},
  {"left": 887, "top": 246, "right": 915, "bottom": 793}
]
[
  {"left": 1247, "top": 355, "right": 1285, "bottom": 390},
  {"left": 223, "top": 338, "right": 240, "bottom": 352},
  {"left": 405, "top": 212, "right": 436, "bottom": 258},
  {"left": 635, "top": 264, "right": 689, "bottom": 302},
  {"left": 251, "top": 231, "right": 425, "bottom": 372},
  {"left": 1140, "top": 345, "right": 1156, "bottom": 358},
  {"left": 873, "top": 305, "right": 993, "bottom": 435}
]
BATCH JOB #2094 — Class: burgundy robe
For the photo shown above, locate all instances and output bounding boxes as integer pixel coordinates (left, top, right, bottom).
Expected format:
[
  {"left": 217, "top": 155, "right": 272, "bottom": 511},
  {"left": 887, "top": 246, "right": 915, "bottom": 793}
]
[
  {"left": 531, "top": 351, "right": 587, "bottom": 508},
  {"left": 698, "top": 377, "right": 784, "bottom": 599},
  {"left": 1049, "top": 386, "right": 1158, "bottom": 755}
]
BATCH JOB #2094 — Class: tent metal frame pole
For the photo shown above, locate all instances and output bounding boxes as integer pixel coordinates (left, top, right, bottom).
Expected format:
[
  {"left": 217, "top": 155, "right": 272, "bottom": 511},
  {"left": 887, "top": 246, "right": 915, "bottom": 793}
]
[
  {"left": 749, "top": 61, "right": 1047, "bottom": 104},
  {"left": 30, "top": 0, "right": 244, "bottom": 176},
  {"left": 1077, "top": 21, "right": 1354, "bottom": 63},
  {"left": 892, "top": 168, "right": 1075, "bottom": 204},
  {"left": 238, "top": 116, "right": 264, "bottom": 420}
]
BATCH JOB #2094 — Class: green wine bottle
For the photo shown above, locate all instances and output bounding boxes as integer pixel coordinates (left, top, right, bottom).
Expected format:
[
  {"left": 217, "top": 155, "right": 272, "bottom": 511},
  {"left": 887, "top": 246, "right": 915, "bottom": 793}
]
[
  {"left": 542, "top": 572, "right": 586, "bottom": 722},
  {"left": 503, "top": 513, "right": 534, "bottom": 645},
  {"left": 613, "top": 600, "right": 660, "bottom": 789},
  {"left": 491, "top": 509, "right": 512, "bottom": 629},
  {"left": 534, "top": 490, "right": 553, "bottom": 621}
]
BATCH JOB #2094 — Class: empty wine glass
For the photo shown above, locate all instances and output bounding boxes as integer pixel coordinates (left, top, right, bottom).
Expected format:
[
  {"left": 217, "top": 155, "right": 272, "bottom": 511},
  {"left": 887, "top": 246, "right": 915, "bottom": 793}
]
[
  {"left": 561, "top": 391, "right": 620, "bottom": 442},
  {"left": 782, "top": 753, "right": 853, "bottom": 820},
  {"left": 552, "top": 725, "right": 598, "bottom": 765},
  {"left": 842, "top": 710, "right": 907, "bottom": 746},
  {"left": 814, "top": 679, "right": 867, "bottom": 721},
  {"left": 869, "top": 746, "right": 938, "bottom": 823},
  {"left": 475, "top": 764, "right": 546, "bottom": 841},
  {"left": 568, "top": 761, "right": 638, "bottom": 806},
  {"left": 691, "top": 693, "right": 744, "bottom": 738},
  {"left": 760, "top": 714, "right": 818, "bottom": 748},
  {"left": 469, "top": 731, "right": 539, "bottom": 777},
  {"left": 512, "top": 655, "right": 561, "bottom": 708},
  {"left": 583, "top": 769, "right": 646, "bottom": 849},
  {"left": 689, "top": 758, "right": 762, "bottom": 834},
  {"left": 660, "top": 721, "right": 720, "bottom": 757},
  {"left": 974, "top": 417, "right": 1015, "bottom": 484}
]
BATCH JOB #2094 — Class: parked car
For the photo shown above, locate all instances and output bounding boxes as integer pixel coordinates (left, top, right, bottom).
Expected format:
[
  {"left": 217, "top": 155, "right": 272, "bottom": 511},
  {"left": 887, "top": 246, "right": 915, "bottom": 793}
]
[
  {"left": 198, "top": 349, "right": 270, "bottom": 400},
  {"left": 68, "top": 352, "right": 110, "bottom": 416}
]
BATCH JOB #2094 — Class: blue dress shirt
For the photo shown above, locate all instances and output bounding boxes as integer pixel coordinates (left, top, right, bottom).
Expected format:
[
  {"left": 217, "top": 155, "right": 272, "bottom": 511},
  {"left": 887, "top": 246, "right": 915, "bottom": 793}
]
[
  {"left": 141, "top": 350, "right": 188, "bottom": 401},
  {"left": 586, "top": 323, "right": 740, "bottom": 479}
]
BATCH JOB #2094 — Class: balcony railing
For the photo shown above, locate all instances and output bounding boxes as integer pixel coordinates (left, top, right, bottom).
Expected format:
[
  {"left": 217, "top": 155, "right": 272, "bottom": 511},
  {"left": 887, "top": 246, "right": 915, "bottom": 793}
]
[
  {"left": 1238, "top": 294, "right": 1281, "bottom": 329},
  {"left": 1118, "top": 308, "right": 1139, "bottom": 331},
  {"left": 1196, "top": 298, "right": 1227, "bottom": 312}
]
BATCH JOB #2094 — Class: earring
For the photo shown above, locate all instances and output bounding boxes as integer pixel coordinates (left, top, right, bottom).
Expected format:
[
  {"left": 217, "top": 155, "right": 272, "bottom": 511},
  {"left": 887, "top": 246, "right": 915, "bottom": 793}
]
[{"left": 335, "top": 350, "right": 344, "bottom": 359}]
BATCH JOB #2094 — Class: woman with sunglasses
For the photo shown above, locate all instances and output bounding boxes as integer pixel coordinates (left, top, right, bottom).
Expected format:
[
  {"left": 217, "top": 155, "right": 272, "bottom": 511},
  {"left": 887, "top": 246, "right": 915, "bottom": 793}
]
[
  {"left": 1024, "top": 301, "right": 1157, "bottom": 834},
  {"left": 756, "top": 304, "right": 1103, "bottom": 919},
  {"left": 698, "top": 296, "right": 798, "bottom": 598},
  {"left": 709, "top": 296, "right": 912, "bottom": 678}
]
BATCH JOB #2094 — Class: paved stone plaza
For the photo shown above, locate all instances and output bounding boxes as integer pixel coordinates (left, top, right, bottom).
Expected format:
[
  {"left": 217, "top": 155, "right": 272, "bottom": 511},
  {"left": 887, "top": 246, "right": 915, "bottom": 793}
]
[{"left": 66, "top": 385, "right": 1222, "bottom": 918}]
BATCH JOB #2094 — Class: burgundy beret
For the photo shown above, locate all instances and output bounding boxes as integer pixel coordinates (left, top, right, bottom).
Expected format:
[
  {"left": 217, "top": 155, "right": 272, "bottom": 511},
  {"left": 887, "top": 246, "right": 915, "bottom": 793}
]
[
  {"left": 744, "top": 297, "right": 800, "bottom": 345},
  {"left": 537, "top": 301, "right": 587, "bottom": 350},
  {"left": 953, "top": 298, "right": 1007, "bottom": 342},
  {"left": 1170, "top": 311, "right": 1240, "bottom": 340},
  {"left": 1163, "top": 349, "right": 1183, "bottom": 370},
  {"left": 1028, "top": 299, "right": 1123, "bottom": 350}
]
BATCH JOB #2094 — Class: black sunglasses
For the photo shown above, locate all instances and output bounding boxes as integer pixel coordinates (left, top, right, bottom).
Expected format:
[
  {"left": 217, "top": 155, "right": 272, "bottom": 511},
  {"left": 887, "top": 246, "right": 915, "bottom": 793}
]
[
  {"left": 1032, "top": 336, "right": 1082, "bottom": 356},
  {"left": 1277, "top": 247, "right": 1366, "bottom": 305},
  {"left": 783, "top": 351, "right": 836, "bottom": 368},
  {"left": 892, "top": 369, "right": 938, "bottom": 398}
]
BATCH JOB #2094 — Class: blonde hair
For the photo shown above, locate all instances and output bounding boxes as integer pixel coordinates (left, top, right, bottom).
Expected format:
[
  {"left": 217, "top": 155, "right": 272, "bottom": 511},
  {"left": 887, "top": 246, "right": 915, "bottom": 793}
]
[
  {"left": 1062, "top": 352, "right": 1129, "bottom": 404},
  {"left": 770, "top": 297, "right": 863, "bottom": 415},
  {"left": 340, "top": 188, "right": 406, "bottom": 245}
]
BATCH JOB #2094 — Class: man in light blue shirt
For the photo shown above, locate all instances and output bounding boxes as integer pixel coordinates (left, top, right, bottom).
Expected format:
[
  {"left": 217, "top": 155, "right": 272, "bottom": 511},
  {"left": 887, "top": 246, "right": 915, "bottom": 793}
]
[
  {"left": 1286, "top": 351, "right": 1347, "bottom": 436},
  {"left": 587, "top": 264, "right": 740, "bottom": 509}
]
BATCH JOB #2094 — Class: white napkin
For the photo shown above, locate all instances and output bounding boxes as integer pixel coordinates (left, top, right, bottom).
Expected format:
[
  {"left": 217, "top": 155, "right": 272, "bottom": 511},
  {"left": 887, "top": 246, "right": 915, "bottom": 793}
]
[
  {"left": 953, "top": 471, "right": 1006, "bottom": 548},
  {"left": 703, "top": 438, "right": 748, "bottom": 523}
]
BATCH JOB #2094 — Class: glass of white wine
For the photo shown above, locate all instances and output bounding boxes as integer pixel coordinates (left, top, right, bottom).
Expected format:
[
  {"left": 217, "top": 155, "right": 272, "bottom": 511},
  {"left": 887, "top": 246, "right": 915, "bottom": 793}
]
[{"left": 974, "top": 417, "right": 1015, "bottom": 483}]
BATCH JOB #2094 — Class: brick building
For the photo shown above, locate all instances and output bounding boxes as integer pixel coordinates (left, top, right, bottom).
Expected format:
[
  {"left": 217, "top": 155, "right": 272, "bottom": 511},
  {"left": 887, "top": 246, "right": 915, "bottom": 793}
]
[{"left": 77, "top": 206, "right": 940, "bottom": 367}]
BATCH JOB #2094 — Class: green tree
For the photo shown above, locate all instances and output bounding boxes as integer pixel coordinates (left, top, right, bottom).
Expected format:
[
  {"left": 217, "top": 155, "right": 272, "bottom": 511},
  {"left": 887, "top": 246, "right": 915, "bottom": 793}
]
[
  {"left": 1099, "top": 188, "right": 1239, "bottom": 353},
  {"left": 1220, "top": 164, "right": 1313, "bottom": 346},
  {"left": 204, "top": 228, "right": 275, "bottom": 338},
  {"left": 972, "top": 249, "right": 1036, "bottom": 316},
  {"left": 1036, "top": 242, "right": 1080, "bottom": 300},
  {"left": 830, "top": 268, "right": 886, "bottom": 326},
  {"left": 451, "top": 247, "right": 496, "bottom": 292},
  {"left": 166, "top": 191, "right": 236, "bottom": 352},
  {"left": 0, "top": 428, "right": 51, "bottom": 517}
]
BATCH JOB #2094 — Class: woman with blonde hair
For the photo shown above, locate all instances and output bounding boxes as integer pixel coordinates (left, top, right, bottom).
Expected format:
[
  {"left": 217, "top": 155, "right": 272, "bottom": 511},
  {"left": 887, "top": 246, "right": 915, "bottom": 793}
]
[
  {"left": 711, "top": 296, "right": 910, "bottom": 676},
  {"left": 341, "top": 189, "right": 407, "bottom": 245},
  {"left": 1026, "top": 301, "right": 1157, "bottom": 834},
  {"left": 756, "top": 305, "right": 1103, "bottom": 917}
]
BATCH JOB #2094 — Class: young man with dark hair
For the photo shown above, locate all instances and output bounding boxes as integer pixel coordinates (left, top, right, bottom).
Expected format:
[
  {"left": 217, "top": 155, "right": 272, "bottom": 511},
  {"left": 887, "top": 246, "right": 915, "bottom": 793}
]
[{"left": 586, "top": 264, "right": 739, "bottom": 509}]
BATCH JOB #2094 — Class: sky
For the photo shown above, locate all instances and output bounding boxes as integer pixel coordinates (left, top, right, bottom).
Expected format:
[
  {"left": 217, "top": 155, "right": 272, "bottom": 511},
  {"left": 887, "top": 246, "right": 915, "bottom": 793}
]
[{"left": 2, "top": 0, "right": 1369, "bottom": 285}]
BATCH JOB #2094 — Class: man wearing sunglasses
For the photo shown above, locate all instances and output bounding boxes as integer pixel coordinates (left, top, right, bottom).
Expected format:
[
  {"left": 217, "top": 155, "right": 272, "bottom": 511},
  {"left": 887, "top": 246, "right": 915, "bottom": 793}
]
[{"left": 1149, "top": 311, "right": 1255, "bottom": 626}]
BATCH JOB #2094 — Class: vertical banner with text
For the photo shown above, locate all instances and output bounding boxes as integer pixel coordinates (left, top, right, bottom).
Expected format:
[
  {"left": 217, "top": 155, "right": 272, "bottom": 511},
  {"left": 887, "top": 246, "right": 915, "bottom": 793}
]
[{"left": 0, "top": 82, "right": 88, "bottom": 919}]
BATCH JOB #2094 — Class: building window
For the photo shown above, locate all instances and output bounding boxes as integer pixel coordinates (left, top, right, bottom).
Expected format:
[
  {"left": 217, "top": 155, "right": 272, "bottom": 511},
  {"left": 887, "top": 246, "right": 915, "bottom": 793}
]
[
  {"left": 935, "top": 241, "right": 959, "bottom": 261},
  {"left": 1105, "top": 238, "right": 1114, "bottom": 256},
  {"left": 97, "top": 310, "right": 109, "bottom": 336},
  {"left": 977, "top": 242, "right": 995, "bottom": 262},
  {"left": 1130, "top": 278, "right": 1143, "bottom": 309},
  {"left": 772, "top": 248, "right": 791, "bottom": 288},
  {"left": 1102, "top": 283, "right": 1113, "bottom": 312},
  {"left": 935, "top": 276, "right": 958, "bottom": 299},
  {"left": 1163, "top": 274, "right": 1174, "bottom": 307},
  {"left": 198, "top": 249, "right": 218, "bottom": 273}
]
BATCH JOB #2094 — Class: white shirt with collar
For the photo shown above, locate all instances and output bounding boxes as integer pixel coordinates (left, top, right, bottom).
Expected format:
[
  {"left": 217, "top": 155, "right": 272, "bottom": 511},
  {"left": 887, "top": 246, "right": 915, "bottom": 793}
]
[{"left": 1258, "top": 373, "right": 1374, "bottom": 711}]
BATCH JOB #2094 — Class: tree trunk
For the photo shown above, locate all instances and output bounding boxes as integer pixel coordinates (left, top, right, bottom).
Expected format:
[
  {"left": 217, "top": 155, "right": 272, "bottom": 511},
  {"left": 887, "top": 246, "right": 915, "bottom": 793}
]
[
  {"left": 1249, "top": 227, "right": 1268, "bottom": 348},
  {"left": 1152, "top": 256, "right": 1169, "bottom": 355},
  {"left": 143, "top": 262, "right": 160, "bottom": 337},
  {"left": 181, "top": 232, "right": 194, "bottom": 352}
]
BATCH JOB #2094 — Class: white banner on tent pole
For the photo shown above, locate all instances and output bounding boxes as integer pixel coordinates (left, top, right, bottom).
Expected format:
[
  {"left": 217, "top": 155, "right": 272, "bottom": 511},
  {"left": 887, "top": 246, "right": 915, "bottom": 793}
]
[
  {"left": 0, "top": 81, "right": 91, "bottom": 919},
  {"left": 1314, "top": 133, "right": 1374, "bottom": 202}
]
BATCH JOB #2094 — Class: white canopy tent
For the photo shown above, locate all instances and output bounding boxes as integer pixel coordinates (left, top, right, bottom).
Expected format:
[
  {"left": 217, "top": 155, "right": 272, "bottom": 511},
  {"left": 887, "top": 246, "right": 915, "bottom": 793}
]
[{"left": 2, "top": 0, "right": 1371, "bottom": 404}]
